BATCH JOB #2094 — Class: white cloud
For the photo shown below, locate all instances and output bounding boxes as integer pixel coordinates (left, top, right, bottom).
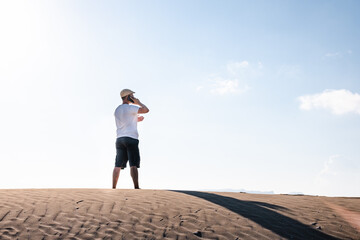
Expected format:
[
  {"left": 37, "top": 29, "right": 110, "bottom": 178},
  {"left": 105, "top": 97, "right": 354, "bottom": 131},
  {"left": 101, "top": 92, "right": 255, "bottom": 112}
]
[
  {"left": 313, "top": 155, "right": 340, "bottom": 189},
  {"left": 277, "top": 65, "right": 301, "bottom": 78},
  {"left": 227, "top": 61, "right": 249, "bottom": 75},
  {"left": 319, "top": 155, "right": 339, "bottom": 176},
  {"left": 324, "top": 50, "right": 352, "bottom": 58},
  {"left": 325, "top": 52, "right": 341, "bottom": 57},
  {"left": 196, "top": 86, "right": 204, "bottom": 92},
  {"left": 312, "top": 155, "right": 360, "bottom": 196},
  {"left": 197, "top": 60, "right": 261, "bottom": 96},
  {"left": 210, "top": 78, "right": 250, "bottom": 95},
  {"left": 298, "top": 89, "right": 360, "bottom": 115}
]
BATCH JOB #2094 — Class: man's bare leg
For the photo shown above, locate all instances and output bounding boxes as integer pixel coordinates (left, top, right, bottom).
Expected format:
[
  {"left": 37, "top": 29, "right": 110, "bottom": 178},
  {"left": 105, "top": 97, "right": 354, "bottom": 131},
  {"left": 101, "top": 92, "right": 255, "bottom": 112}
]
[
  {"left": 130, "top": 166, "right": 139, "bottom": 189},
  {"left": 112, "top": 167, "right": 121, "bottom": 189}
]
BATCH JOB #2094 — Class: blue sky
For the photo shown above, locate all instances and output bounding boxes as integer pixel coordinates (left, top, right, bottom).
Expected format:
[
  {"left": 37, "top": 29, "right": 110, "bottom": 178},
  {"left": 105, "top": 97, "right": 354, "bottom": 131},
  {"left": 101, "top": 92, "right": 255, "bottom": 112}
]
[{"left": 0, "top": 0, "right": 359, "bottom": 196}]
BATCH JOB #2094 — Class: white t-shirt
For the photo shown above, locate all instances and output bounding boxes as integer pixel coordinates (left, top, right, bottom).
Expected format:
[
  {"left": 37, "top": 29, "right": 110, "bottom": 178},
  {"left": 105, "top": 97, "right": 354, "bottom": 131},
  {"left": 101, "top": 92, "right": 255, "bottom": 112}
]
[{"left": 114, "top": 104, "right": 140, "bottom": 139}]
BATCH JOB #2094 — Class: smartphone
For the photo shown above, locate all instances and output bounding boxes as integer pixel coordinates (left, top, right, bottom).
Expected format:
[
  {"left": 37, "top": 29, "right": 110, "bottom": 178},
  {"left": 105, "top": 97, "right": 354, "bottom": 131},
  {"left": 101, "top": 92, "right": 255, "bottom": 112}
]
[{"left": 127, "top": 95, "right": 134, "bottom": 103}]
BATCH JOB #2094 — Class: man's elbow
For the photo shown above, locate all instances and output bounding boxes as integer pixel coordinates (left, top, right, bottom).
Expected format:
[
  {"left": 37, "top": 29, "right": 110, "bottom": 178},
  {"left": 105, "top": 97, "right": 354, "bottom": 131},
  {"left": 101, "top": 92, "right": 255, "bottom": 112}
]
[{"left": 139, "top": 108, "right": 149, "bottom": 114}]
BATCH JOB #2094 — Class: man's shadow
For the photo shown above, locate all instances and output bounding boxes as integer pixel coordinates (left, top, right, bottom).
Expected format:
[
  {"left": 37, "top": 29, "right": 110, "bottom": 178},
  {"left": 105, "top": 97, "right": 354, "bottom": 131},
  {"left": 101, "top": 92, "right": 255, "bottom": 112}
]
[{"left": 171, "top": 190, "right": 339, "bottom": 240}]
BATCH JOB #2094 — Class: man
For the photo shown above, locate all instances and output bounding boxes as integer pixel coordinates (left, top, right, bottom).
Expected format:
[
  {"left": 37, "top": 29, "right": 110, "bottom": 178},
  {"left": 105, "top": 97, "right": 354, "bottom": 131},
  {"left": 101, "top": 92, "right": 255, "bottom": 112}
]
[{"left": 112, "top": 89, "right": 149, "bottom": 189}]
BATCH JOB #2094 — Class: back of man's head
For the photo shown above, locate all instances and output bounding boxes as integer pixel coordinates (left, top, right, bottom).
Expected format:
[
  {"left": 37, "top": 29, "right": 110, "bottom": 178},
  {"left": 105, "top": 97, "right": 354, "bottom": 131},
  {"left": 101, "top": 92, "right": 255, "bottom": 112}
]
[{"left": 120, "top": 89, "right": 135, "bottom": 100}]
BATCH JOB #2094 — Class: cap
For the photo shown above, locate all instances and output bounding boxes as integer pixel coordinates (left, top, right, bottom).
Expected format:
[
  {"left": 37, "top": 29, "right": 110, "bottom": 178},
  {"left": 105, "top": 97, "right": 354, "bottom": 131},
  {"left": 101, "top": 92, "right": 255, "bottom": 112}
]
[{"left": 120, "top": 89, "right": 135, "bottom": 98}]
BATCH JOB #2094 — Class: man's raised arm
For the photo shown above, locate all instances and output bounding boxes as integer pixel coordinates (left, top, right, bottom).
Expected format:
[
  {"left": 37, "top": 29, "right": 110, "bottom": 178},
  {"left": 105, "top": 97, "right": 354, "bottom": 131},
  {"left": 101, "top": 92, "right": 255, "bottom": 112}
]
[{"left": 133, "top": 97, "right": 149, "bottom": 114}]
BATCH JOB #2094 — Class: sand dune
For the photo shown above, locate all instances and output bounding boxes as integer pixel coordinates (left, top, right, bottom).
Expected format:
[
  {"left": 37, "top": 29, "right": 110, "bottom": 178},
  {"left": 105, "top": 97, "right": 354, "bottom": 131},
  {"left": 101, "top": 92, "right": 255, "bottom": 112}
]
[{"left": 0, "top": 189, "right": 359, "bottom": 239}]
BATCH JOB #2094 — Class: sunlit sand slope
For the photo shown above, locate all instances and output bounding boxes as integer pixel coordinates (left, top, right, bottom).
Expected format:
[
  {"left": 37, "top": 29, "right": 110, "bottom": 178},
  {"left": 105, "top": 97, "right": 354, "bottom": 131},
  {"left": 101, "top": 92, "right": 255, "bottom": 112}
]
[{"left": 0, "top": 189, "right": 359, "bottom": 239}]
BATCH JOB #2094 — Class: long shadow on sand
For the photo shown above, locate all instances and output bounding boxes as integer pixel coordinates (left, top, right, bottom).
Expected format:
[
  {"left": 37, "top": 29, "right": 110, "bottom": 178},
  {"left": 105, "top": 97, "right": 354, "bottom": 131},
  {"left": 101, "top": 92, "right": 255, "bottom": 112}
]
[{"left": 172, "top": 191, "right": 339, "bottom": 240}]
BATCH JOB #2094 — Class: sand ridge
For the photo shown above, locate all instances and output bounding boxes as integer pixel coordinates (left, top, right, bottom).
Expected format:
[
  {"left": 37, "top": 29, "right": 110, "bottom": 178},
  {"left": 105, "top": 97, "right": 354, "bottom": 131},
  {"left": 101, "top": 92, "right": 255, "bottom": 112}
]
[
  {"left": 323, "top": 199, "right": 360, "bottom": 233},
  {"left": 0, "top": 189, "right": 359, "bottom": 239}
]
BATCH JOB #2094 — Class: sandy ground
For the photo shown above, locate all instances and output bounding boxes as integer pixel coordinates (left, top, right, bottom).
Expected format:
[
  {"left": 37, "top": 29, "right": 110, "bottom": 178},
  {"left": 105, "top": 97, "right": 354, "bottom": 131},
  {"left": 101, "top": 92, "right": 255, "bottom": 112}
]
[{"left": 0, "top": 189, "right": 359, "bottom": 239}]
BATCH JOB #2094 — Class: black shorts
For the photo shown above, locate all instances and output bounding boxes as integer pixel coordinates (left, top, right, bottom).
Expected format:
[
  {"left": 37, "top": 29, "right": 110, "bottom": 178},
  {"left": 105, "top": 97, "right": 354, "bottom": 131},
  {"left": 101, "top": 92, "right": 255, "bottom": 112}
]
[{"left": 115, "top": 137, "right": 140, "bottom": 169}]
